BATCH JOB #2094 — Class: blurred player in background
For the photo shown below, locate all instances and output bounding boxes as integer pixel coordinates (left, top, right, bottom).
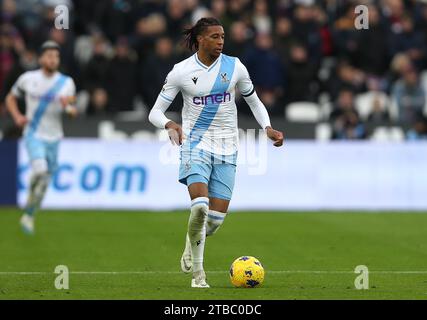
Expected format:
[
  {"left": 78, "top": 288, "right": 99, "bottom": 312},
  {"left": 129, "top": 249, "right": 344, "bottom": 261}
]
[
  {"left": 5, "top": 41, "right": 77, "bottom": 235},
  {"left": 149, "top": 17, "right": 283, "bottom": 288}
]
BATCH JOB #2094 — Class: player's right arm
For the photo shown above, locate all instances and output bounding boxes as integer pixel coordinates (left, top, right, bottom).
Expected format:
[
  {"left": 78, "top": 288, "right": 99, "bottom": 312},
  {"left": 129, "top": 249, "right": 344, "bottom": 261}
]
[
  {"left": 6, "top": 73, "right": 28, "bottom": 128},
  {"left": 148, "top": 65, "right": 184, "bottom": 145}
]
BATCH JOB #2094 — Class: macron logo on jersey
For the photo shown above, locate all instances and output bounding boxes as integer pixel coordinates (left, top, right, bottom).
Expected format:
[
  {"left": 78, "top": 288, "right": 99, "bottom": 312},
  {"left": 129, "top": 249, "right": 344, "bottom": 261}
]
[{"left": 193, "top": 92, "right": 231, "bottom": 106}]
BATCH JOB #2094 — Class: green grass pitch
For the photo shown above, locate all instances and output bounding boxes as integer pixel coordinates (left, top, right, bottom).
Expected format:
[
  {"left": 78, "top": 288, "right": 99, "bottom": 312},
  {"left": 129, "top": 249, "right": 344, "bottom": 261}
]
[{"left": 1, "top": 209, "right": 427, "bottom": 299}]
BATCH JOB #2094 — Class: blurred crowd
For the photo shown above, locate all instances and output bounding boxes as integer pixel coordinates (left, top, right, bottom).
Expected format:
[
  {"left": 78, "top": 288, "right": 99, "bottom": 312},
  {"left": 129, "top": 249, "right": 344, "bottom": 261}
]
[{"left": 1, "top": 0, "right": 427, "bottom": 140}]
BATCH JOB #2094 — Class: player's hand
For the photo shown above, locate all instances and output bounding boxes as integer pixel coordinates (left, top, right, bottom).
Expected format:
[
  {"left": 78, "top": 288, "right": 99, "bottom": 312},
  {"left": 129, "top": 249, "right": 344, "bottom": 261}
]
[
  {"left": 13, "top": 114, "right": 28, "bottom": 128},
  {"left": 165, "top": 121, "right": 184, "bottom": 145},
  {"left": 266, "top": 126, "right": 284, "bottom": 147},
  {"left": 60, "top": 96, "right": 76, "bottom": 108},
  {"left": 65, "top": 105, "right": 78, "bottom": 118}
]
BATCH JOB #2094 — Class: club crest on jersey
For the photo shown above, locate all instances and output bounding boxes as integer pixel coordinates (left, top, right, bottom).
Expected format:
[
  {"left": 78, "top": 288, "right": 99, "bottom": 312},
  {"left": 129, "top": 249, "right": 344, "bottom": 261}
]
[
  {"left": 221, "top": 72, "right": 230, "bottom": 83},
  {"left": 192, "top": 77, "right": 198, "bottom": 85}
]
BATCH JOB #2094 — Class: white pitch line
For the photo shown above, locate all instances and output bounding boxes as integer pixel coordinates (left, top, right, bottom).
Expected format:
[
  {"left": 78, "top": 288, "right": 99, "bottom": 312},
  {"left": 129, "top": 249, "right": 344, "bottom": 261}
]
[{"left": 1, "top": 270, "right": 427, "bottom": 275}]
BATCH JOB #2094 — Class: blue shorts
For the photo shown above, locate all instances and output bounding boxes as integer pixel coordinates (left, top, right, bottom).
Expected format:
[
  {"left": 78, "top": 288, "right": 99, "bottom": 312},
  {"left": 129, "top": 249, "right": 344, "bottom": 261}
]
[
  {"left": 179, "top": 149, "right": 237, "bottom": 201},
  {"left": 25, "top": 136, "right": 60, "bottom": 173}
]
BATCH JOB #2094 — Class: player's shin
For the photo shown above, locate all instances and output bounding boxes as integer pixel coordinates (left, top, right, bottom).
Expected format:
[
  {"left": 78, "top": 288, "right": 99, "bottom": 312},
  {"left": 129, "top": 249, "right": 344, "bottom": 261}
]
[
  {"left": 206, "top": 210, "right": 226, "bottom": 236},
  {"left": 187, "top": 197, "right": 209, "bottom": 273},
  {"left": 25, "top": 172, "right": 51, "bottom": 216}
]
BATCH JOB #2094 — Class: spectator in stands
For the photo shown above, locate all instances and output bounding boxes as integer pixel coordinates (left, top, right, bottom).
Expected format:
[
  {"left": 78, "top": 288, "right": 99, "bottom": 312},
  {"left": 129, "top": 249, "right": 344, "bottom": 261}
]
[
  {"left": 252, "top": 0, "right": 273, "bottom": 34},
  {"left": 388, "top": 14, "right": 426, "bottom": 71},
  {"left": 105, "top": 36, "right": 137, "bottom": 113},
  {"left": 210, "top": 0, "right": 232, "bottom": 31},
  {"left": 328, "top": 61, "right": 366, "bottom": 101},
  {"left": 227, "top": 0, "right": 251, "bottom": 22},
  {"left": 84, "top": 35, "right": 110, "bottom": 91},
  {"left": 132, "top": 13, "right": 167, "bottom": 62},
  {"left": 2, "top": 0, "right": 427, "bottom": 138},
  {"left": 95, "top": 0, "right": 135, "bottom": 42},
  {"left": 0, "top": 24, "right": 24, "bottom": 98},
  {"left": 330, "top": 89, "right": 366, "bottom": 140},
  {"left": 284, "top": 42, "right": 319, "bottom": 103},
  {"left": 0, "top": 47, "right": 37, "bottom": 119},
  {"left": 291, "top": 2, "right": 322, "bottom": 63},
  {"left": 39, "top": 26, "right": 79, "bottom": 83},
  {"left": 242, "top": 32, "right": 284, "bottom": 115},
  {"left": 332, "top": 3, "right": 359, "bottom": 63},
  {"left": 354, "top": 4, "right": 389, "bottom": 76},
  {"left": 274, "top": 16, "right": 293, "bottom": 65},
  {"left": 367, "top": 95, "right": 391, "bottom": 124},
  {"left": 84, "top": 35, "right": 111, "bottom": 115},
  {"left": 87, "top": 88, "right": 109, "bottom": 116},
  {"left": 406, "top": 115, "right": 427, "bottom": 140},
  {"left": 139, "top": 36, "right": 179, "bottom": 110},
  {"left": 391, "top": 67, "right": 426, "bottom": 123},
  {"left": 224, "top": 20, "right": 251, "bottom": 57},
  {"left": 166, "top": 0, "right": 190, "bottom": 41},
  {"left": 388, "top": 52, "right": 413, "bottom": 86},
  {"left": 312, "top": 4, "right": 332, "bottom": 57},
  {"left": 0, "top": 47, "right": 37, "bottom": 103},
  {"left": 414, "top": 2, "right": 427, "bottom": 49}
]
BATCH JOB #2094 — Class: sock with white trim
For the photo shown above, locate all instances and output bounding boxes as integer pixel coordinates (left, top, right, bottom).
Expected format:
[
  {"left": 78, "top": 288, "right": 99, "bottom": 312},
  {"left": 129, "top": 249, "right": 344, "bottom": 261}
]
[
  {"left": 25, "top": 172, "right": 51, "bottom": 217},
  {"left": 188, "top": 197, "right": 209, "bottom": 273},
  {"left": 206, "top": 210, "right": 226, "bottom": 236}
]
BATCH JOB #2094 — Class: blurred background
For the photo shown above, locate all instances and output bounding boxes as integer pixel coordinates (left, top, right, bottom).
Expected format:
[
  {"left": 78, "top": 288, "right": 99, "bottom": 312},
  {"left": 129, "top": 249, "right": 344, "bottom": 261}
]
[
  {"left": 0, "top": 0, "right": 426, "bottom": 210},
  {"left": 1, "top": 0, "right": 426, "bottom": 140}
]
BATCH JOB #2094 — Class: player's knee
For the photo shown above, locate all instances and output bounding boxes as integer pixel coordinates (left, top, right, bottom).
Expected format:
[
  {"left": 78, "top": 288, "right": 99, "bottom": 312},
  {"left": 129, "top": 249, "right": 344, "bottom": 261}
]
[
  {"left": 31, "top": 159, "right": 49, "bottom": 176},
  {"left": 191, "top": 203, "right": 208, "bottom": 224},
  {"left": 188, "top": 198, "right": 209, "bottom": 232}
]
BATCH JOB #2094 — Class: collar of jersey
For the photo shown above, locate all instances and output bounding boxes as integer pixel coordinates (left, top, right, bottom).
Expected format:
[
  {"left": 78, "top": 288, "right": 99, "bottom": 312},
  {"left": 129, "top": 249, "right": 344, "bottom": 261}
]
[
  {"left": 194, "top": 52, "right": 221, "bottom": 72},
  {"left": 39, "top": 69, "right": 60, "bottom": 80}
]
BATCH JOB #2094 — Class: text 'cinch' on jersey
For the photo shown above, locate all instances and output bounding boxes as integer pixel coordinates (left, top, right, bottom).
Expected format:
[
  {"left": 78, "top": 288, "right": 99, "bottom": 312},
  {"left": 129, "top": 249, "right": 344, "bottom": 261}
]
[{"left": 192, "top": 92, "right": 231, "bottom": 106}]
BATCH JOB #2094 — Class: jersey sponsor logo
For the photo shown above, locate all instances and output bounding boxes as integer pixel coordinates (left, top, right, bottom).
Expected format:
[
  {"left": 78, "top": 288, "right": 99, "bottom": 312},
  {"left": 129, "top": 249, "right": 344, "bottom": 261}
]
[
  {"left": 28, "top": 92, "right": 59, "bottom": 101},
  {"left": 192, "top": 92, "right": 231, "bottom": 105}
]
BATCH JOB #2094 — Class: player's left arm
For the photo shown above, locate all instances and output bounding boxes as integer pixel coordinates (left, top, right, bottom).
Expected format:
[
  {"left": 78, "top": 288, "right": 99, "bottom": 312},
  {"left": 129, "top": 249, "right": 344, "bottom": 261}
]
[
  {"left": 236, "top": 59, "right": 284, "bottom": 147},
  {"left": 60, "top": 77, "right": 78, "bottom": 118}
]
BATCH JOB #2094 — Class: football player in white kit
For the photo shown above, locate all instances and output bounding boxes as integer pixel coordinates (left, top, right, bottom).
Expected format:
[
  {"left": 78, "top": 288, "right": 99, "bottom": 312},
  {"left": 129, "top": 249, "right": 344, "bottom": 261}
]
[
  {"left": 6, "top": 41, "right": 77, "bottom": 235},
  {"left": 149, "top": 18, "right": 283, "bottom": 288}
]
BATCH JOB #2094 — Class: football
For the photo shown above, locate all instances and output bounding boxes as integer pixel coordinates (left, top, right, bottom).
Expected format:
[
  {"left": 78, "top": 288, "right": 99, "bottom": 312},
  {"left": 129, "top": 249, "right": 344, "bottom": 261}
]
[{"left": 229, "top": 256, "right": 265, "bottom": 288}]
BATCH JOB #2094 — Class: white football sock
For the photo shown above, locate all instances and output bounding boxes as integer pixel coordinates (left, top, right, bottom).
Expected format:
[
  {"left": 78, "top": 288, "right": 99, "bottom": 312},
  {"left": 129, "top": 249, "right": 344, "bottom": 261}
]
[
  {"left": 25, "top": 172, "right": 51, "bottom": 216},
  {"left": 206, "top": 210, "right": 226, "bottom": 236},
  {"left": 187, "top": 197, "right": 209, "bottom": 273}
]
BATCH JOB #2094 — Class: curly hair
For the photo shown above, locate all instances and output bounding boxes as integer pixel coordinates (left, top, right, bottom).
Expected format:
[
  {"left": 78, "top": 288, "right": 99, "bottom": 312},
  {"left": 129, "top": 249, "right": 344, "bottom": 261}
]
[{"left": 182, "top": 17, "right": 222, "bottom": 51}]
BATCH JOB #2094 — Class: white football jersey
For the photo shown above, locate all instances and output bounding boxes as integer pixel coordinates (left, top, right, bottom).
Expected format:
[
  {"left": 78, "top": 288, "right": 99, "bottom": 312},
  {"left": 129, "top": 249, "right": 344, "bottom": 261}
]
[
  {"left": 11, "top": 69, "right": 76, "bottom": 141},
  {"left": 159, "top": 53, "right": 254, "bottom": 156}
]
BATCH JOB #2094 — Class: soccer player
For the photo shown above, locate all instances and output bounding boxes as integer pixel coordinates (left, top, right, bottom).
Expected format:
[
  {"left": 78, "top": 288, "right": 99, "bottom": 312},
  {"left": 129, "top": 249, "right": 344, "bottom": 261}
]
[
  {"left": 6, "top": 41, "right": 77, "bottom": 235},
  {"left": 148, "top": 18, "right": 283, "bottom": 288}
]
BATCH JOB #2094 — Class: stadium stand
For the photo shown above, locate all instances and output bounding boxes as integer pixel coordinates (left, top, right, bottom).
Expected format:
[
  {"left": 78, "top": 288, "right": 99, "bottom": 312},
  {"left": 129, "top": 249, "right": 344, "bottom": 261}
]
[{"left": 1, "top": 0, "right": 426, "bottom": 140}]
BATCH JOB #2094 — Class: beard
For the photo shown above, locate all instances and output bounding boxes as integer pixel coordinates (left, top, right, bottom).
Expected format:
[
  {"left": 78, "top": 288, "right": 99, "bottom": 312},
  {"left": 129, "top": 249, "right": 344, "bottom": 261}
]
[{"left": 43, "top": 64, "right": 58, "bottom": 74}]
